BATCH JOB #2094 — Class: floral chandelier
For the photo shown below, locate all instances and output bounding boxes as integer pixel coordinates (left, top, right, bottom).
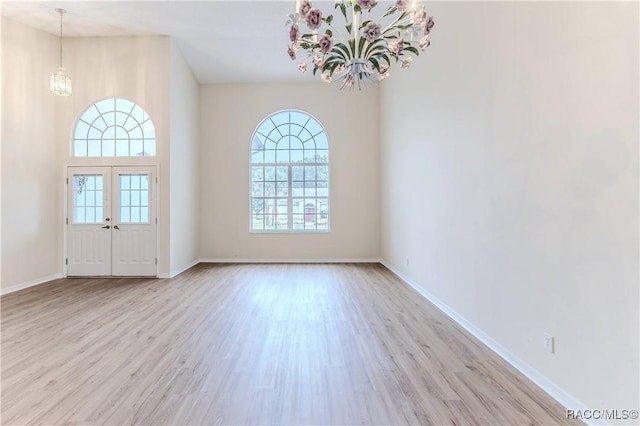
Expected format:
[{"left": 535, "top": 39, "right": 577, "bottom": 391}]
[{"left": 287, "top": 0, "right": 435, "bottom": 90}]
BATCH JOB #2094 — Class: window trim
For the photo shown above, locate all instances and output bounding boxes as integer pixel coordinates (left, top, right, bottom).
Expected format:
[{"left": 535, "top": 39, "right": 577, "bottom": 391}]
[{"left": 249, "top": 109, "right": 330, "bottom": 234}]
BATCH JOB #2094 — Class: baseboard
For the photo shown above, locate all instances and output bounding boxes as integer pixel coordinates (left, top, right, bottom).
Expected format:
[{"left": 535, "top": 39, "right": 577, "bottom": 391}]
[
  {"left": 199, "top": 257, "right": 382, "bottom": 264},
  {"left": 379, "top": 260, "right": 604, "bottom": 426},
  {"left": 157, "top": 259, "right": 200, "bottom": 279},
  {"left": 148, "top": 258, "right": 383, "bottom": 278},
  {"left": 0, "top": 273, "right": 63, "bottom": 296}
]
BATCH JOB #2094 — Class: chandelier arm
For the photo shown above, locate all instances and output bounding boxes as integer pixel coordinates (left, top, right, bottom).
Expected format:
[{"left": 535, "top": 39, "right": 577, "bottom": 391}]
[
  {"left": 380, "top": 5, "right": 398, "bottom": 20},
  {"left": 381, "top": 11, "right": 409, "bottom": 35},
  {"left": 299, "top": 35, "right": 317, "bottom": 43},
  {"left": 322, "top": 21, "right": 342, "bottom": 36},
  {"left": 376, "top": 6, "right": 398, "bottom": 28}
]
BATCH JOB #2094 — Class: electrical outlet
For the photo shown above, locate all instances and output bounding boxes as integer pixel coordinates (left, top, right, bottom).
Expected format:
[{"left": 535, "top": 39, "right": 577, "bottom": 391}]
[{"left": 544, "top": 333, "right": 554, "bottom": 353}]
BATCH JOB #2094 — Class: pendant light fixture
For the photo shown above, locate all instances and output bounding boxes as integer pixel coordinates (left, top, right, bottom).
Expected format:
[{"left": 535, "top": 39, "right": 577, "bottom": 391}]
[{"left": 51, "top": 8, "right": 72, "bottom": 96}]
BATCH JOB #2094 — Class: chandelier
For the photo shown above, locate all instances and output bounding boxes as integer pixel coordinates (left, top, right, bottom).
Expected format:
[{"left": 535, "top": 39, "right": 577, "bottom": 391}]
[
  {"left": 287, "top": 0, "right": 434, "bottom": 90},
  {"left": 51, "top": 8, "right": 72, "bottom": 96}
]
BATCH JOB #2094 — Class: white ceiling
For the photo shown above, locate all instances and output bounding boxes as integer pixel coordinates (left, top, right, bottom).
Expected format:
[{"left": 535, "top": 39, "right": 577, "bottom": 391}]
[{"left": 1, "top": 0, "right": 364, "bottom": 84}]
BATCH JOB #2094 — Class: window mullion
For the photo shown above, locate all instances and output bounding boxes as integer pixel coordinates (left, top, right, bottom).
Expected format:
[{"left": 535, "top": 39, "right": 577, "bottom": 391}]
[{"left": 287, "top": 166, "right": 293, "bottom": 230}]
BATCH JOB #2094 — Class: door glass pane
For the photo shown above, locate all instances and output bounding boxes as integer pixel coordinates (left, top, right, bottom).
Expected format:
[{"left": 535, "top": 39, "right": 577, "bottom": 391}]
[
  {"left": 140, "top": 190, "right": 149, "bottom": 207},
  {"left": 121, "top": 190, "right": 131, "bottom": 206},
  {"left": 119, "top": 174, "right": 150, "bottom": 223},
  {"left": 131, "top": 207, "right": 140, "bottom": 222},
  {"left": 121, "top": 206, "right": 130, "bottom": 223},
  {"left": 73, "top": 175, "right": 103, "bottom": 224}
]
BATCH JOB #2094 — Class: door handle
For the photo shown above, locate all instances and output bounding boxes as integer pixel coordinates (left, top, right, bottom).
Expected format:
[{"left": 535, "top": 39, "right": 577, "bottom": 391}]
[
  {"left": 113, "top": 225, "right": 120, "bottom": 230},
  {"left": 101, "top": 225, "right": 110, "bottom": 229}
]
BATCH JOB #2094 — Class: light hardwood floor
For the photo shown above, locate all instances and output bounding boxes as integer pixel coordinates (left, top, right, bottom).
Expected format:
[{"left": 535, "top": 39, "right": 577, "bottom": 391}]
[{"left": 1, "top": 263, "right": 580, "bottom": 425}]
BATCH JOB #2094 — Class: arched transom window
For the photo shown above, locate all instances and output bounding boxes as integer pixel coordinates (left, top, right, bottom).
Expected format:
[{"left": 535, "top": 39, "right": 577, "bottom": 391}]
[
  {"left": 250, "top": 110, "right": 329, "bottom": 232},
  {"left": 73, "top": 98, "right": 156, "bottom": 157}
]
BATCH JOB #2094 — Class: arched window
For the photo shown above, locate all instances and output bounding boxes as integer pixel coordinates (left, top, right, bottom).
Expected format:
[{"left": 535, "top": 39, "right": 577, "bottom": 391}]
[
  {"left": 250, "top": 110, "right": 329, "bottom": 232},
  {"left": 73, "top": 98, "right": 156, "bottom": 157}
]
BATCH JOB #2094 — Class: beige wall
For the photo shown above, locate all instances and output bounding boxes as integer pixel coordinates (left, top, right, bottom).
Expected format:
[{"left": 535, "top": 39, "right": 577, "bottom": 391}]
[
  {"left": 169, "top": 41, "right": 200, "bottom": 276},
  {"left": 199, "top": 83, "right": 380, "bottom": 260},
  {"left": 1, "top": 17, "right": 61, "bottom": 291},
  {"left": 56, "top": 35, "right": 172, "bottom": 276},
  {"left": 380, "top": 1, "right": 639, "bottom": 414}
]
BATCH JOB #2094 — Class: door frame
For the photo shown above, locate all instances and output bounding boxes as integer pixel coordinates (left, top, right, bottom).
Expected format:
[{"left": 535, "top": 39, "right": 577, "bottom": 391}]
[{"left": 63, "top": 165, "right": 160, "bottom": 278}]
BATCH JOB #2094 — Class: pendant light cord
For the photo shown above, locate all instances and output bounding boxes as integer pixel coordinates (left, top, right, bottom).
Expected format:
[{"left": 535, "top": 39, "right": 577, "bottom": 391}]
[{"left": 57, "top": 9, "right": 65, "bottom": 69}]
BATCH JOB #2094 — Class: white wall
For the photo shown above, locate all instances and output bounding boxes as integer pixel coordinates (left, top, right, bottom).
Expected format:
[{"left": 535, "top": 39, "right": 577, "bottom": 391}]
[
  {"left": 169, "top": 41, "right": 200, "bottom": 276},
  {"left": 199, "top": 83, "right": 380, "bottom": 260},
  {"left": 57, "top": 35, "right": 172, "bottom": 276},
  {"left": 1, "top": 17, "right": 61, "bottom": 291},
  {"left": 380, "top": 1, "right": 639, "bottom": 415}
]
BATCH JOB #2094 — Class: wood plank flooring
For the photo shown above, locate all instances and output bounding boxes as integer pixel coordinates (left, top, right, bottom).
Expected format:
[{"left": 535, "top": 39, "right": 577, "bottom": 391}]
[{"left": 1, "top": 263, "right": 580, "bottom": 425}]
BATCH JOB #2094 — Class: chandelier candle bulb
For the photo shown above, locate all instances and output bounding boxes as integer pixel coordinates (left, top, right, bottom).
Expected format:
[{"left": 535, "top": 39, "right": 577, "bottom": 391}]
[{"left": 286, "top": 0, "right": 434, "bottom": 90}]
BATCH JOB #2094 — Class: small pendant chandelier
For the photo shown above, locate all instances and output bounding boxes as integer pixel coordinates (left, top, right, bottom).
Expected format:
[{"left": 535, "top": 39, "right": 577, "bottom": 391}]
[{"left": 51, "top": 8, "right": 72, "bottom": 96}]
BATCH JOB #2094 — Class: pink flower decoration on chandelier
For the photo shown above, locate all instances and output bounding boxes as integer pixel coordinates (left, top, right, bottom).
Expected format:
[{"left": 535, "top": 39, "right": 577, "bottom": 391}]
[
  {"left": 422, "top": 16, "right": 435, "bottom": 34},
  {"left": 388, "top": 39, "right": 404, "bottom": 55},
  {"left": 357, "top": 0, "right": 377, "bottom": 10},
  {"left": 379, "top": 64, "right": 390, "bottom": 80},
  {"left": 305, "top": 9, "right": 322, "bottom": 30},
  {"left": 289, "top": 24, "right": 300, "bottom": 42},
  {"left": 298, "top": 61, "right": 308, "bottom": 73},
  {"left": 362, "top": 22, "right": 381, "bottom": 42},
  {"left": 419, "top": 36, "right": 430, "bottom": 51},
  {"left": 318, "top": 34, "right": 333, "bottom": 54},
  {"left": 299, "top": 0, "right": 312, "bottom": 17},
  {"left": 395, "top": 0, "right": 411, "bottom": 12},
  {"left": 411, "top": 6, "right": 427, "bottom": 25},
  {"left": 288, "top": 46, "right": 297, "bottom": 60}
]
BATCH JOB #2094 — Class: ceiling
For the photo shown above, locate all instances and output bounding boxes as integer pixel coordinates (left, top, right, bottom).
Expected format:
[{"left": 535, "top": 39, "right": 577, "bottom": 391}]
[{"left": 1, "top": 0, "right": 371, "bottom": 84}]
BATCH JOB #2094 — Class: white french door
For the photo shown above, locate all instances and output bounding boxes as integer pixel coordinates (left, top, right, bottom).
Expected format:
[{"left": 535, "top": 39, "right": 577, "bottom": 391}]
[{"left": 67, "top": 166, "right": 157, "bottom": 277}]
